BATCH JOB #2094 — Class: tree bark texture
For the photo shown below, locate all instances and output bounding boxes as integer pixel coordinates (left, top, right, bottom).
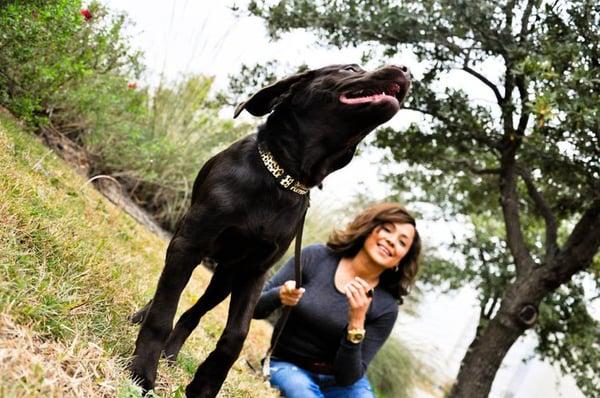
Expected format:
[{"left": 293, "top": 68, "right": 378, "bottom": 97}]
[
  {"left": 448, "top": 301, "right": 527, "bottom": 398},
  {"left": 448, "top": 264, "right": 549, "bottom": 398}
]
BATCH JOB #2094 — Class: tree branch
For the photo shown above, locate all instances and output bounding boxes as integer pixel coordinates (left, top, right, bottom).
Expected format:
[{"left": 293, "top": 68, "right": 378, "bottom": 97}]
[
  {"left": 462, "top": 64, "right": 504, "bottom": 105},
  {"left": 518, "top": 167, "right": 558, "bottom": 260},
  {"left": 500, "top": 144, "right": 537, "bottom": 276},
  {"left": 519, "top": 0, "right": 536, "bottom": 41},
  {"left": 504, "top": 0, "right": 517, "bottom": 36},
  {"left": 403, "top": 106, "right": 501, "bottom": 150},
  {"left": 442, "top": 157, "right": 501, "bottom": 175},
  {"left": 515, "top": 75, "right": 530, "bottom": 136},
  {"left": 539, "top": 199, "right": 600, "bottom": 290}
]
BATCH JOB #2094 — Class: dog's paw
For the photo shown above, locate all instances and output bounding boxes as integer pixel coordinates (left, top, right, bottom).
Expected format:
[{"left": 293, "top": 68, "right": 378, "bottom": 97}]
[
  {"left": 128, "top": 364, "right": 155, "bottom": 395},
  {"left": 161, "top": 349, "right": 178, "bottom": 365}
]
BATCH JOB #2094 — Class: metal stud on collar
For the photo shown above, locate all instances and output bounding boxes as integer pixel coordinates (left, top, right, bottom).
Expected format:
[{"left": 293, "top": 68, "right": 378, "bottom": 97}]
[{"left": 258, "top": 143, "right": 309, "bottom": 195}]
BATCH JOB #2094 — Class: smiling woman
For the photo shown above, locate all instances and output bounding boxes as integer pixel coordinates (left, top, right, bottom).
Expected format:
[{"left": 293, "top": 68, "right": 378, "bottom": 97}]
[
  {"left": 328, "top": 202, "right": 421, "bottom": 300},
  {"left": 253, "top": 202, "right": 422, "bottom": 398}
]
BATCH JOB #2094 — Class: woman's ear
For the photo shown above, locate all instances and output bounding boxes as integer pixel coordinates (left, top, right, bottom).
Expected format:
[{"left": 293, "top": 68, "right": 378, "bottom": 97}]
[{"left": 233, "top": 70, "right": 314, "bottom": 118}]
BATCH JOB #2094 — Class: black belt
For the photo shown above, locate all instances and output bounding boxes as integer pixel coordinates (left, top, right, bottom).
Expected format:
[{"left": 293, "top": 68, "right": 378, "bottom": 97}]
[{"left": 273, "top": 351, "right": 335, "bottom": 375}]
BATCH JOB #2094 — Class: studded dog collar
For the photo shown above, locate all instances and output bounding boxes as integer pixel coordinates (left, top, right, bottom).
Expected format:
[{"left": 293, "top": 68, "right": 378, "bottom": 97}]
[{"left": 258, "top": 143, "right": 309, "bottom": 195}]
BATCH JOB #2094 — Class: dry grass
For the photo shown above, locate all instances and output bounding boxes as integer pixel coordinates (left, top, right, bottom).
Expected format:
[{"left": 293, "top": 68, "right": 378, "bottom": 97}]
[
  {"left": 0, "top": 111, "right": 278, "bottom": 397},
  {"left": 0, "top": 313, "right": 123, "bottom": 397}
]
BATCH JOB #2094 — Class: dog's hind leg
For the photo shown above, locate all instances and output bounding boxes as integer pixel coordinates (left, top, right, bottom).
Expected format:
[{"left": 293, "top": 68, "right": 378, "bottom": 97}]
[
  {"left": 185, "top": 270, "right": 268, "bottom": 398},
  {"left": 129, "top": 233, "right": 205, "bottom": 392},
  {"left": 163, "top": 266, "right": 234, "bottom": 362}
]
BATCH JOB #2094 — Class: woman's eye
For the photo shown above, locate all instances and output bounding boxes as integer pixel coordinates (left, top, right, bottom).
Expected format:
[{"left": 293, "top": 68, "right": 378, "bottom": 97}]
[{"left": 343, "top": 66, "right": 358, "bottom": 72}]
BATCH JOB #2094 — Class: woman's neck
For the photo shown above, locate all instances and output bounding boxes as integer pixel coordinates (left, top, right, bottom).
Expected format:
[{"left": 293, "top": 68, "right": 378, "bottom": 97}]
[{"left": 340, "top": 250, "right": 382, "bottom": 287}]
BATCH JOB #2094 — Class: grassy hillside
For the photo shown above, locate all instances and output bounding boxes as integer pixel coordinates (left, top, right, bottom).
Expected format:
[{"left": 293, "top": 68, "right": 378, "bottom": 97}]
[{"left": 0, "top": 111, "right": 277, "bottom": 398}]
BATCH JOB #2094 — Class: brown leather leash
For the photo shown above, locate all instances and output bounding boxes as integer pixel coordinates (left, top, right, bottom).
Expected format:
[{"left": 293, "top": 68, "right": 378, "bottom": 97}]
[{"left": 261, "top": 205, "right": 308, "bottom": 379}]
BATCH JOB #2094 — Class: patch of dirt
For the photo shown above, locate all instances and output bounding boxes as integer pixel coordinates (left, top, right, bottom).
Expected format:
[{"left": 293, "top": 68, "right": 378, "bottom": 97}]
[
  {"left": 92, "top": 176, "right": 172, "bottom": 240},
  {"left": 39, "top": 124, "right": 92, "bottom": 177}
]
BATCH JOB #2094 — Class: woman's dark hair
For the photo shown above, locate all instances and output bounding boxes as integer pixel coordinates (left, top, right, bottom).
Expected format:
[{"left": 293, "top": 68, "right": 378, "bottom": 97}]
[{"left": 327, "top": 202, "right": 422, "bottom": 302}]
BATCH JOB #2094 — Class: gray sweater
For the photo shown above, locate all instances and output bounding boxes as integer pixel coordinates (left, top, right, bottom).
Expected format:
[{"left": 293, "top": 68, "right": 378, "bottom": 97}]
[{"left": 254, "top": 244, "right": 399, "bottom": 386}]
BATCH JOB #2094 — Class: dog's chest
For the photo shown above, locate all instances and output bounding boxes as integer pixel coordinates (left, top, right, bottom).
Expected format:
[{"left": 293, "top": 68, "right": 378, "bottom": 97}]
[{"left": 244, "top": 204, "right": 304, "bottom": 243}]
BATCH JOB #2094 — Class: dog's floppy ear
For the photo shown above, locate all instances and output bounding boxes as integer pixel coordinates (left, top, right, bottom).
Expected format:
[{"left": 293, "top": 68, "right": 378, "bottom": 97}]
[{"left": 233, "top": 70, "right": 314, "bottom": 118}]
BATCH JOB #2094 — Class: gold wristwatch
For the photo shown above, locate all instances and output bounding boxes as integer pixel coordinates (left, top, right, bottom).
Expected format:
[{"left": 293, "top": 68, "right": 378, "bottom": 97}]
[{"left": 346, "top": 328, "right": 366, "bottom": 344}]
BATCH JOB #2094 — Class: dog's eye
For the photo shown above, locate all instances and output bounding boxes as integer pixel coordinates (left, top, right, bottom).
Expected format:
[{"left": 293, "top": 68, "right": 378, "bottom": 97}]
[{"left": 343, "top": 66, "right": 359, "bottom": 72}]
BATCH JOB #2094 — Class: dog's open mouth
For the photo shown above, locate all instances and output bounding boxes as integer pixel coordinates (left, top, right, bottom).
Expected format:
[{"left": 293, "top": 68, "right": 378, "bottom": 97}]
[{"left": 339, "top": 82, "right": 404, "bottom": 105}]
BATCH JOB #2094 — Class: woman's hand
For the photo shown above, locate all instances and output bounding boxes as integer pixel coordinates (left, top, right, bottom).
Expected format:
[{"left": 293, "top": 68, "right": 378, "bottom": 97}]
[
  {"left": 279, "top": 280, "right": 305, "bottom": 306},
  {"left": 344, "top": 277, "right": 373, "bottom": 329}
]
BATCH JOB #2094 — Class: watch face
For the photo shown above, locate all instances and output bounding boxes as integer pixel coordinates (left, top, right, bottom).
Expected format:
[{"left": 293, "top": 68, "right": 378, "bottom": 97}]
[{"left": 348, "top": 330, "right": 365, "bottom": 343}]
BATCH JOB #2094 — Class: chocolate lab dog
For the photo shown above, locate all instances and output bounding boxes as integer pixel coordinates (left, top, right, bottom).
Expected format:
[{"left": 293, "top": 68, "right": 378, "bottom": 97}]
[{"left": 129, "top": 63, "right": 411, "bottom": 397}]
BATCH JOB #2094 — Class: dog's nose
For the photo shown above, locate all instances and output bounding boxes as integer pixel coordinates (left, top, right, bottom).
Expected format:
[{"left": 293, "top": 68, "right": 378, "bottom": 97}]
[{"left": 396, "top": 64, "right": 411, "bottom": 77}]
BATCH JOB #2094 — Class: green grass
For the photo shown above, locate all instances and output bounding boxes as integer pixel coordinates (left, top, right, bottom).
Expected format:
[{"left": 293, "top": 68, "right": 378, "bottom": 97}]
[{"left": 0, "top": 110, "right": 277, "bottom": 397}]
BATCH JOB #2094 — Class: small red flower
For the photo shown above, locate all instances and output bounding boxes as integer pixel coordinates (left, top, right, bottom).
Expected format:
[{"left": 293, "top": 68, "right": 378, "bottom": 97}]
[
  {"left": 127, "top": 82, "right": 137, "bottom": 89},
  {"left": 80, "top": 9, "right": 92, "bottom": 21}
]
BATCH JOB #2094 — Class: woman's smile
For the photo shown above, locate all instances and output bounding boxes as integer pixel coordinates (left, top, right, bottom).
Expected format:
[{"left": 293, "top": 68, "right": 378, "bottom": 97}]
[{"left": 376, "top": 243, "right": 392, "bottom": 257}]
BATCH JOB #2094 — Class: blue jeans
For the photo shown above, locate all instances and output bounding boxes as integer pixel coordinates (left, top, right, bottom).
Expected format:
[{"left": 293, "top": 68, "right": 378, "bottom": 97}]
[{"left": 269, "top": 359, "right": 375, "bottom": 398}]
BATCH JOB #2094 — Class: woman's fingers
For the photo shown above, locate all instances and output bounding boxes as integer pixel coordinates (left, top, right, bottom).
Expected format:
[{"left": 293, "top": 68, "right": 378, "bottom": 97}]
[
  {"left": 345, "top": 287, "right": 358, "bottom": 307},
  {"left": 354, "top": 277, "right": 370, "bottom": 291},
  {"left": 282, "top": 281, "right": 304, "bottom": 296},
  {"left": 345, "top": 281, "right": 371, "bottom": 308},
  {"left": 284, "top": 280, "right": 296, "bottom": 293},
  {"left": 344, "top": 278, "right": 373, "bottom": 327},
  {"left": 348, "top": 280, "right": 367, "bottom": 298},
  {"left": 353, "top": 277, "right": 374, "bottom": 299},
  {"left": 282, "top": 295, "right": 302, "bottom": 305},
  {"left": 279, "top": 280, "right": 305, "bottom": 306}
]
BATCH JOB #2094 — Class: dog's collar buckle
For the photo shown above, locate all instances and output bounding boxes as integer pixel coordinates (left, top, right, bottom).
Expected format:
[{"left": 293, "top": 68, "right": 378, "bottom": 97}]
[{"left": 258, "top": 143, "right": 309, "bottom": 196}]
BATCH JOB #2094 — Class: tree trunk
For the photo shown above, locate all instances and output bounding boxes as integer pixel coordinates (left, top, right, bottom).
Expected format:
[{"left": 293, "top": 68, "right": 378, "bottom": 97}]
[
  {"left": 448, "top": 199, "right": 600, "bottom": 398},
  {"left": 448, "top": 301, "right": 528, "bottom": 398}
]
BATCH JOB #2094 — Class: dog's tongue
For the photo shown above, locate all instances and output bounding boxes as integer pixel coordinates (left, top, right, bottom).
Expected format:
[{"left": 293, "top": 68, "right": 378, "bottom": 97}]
[{"left": 340, "top": 92, "right": 392, "bottom": 104}]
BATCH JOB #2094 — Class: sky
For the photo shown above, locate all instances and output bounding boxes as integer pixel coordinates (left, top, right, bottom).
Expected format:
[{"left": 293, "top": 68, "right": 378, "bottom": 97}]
[{"left": 99, "top": 1, "right": 587, "bottom": 396}]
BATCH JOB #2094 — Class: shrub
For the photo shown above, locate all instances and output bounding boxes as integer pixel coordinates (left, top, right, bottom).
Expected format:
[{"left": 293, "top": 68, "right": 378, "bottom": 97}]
[
  {"left": 368, "top": 337, "right": 418, "bottom": 398},
  {"left": 84, "top": 75, "right": 251, "bottom": 230},
  {"left": 0, "top": 0, "right": 142, "bottom": 124},
  {"left": 0, "top": 1, "right": 250, "bottom": 230}
]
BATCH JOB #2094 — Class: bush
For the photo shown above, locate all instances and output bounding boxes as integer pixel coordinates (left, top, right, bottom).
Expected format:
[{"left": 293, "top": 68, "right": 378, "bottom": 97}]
[
  {"left": 367, "top": 337, "right": 418, "bottom": 398},
  {"left": 0, "top": 1, "right": 251, "bottom": 230},
  {"left": 83, "top": 75, "right": 251, "bottom": 230},
  {"left": 0, "top": 0, "right": 142, "bottom": 124}
]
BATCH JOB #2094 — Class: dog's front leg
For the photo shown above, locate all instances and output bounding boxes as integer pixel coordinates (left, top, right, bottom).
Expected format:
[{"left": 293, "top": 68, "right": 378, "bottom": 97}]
[
  {"left": 185, "top": 271, "right": 268, "bottom": 398},
  {"left": 129, "top": 234, "right": 204, "bottom": 392}
]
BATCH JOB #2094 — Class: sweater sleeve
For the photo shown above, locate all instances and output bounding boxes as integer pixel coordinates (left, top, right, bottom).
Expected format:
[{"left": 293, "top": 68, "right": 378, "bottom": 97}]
[
  {"left": 253, "top": 253, "right": 297, "bottom": 319},
  {"left": 253, "top": 245, "right": 322, "bottom": 319},
  {"left": 333, "top": 307, "right": 398, "bottom": 386}
]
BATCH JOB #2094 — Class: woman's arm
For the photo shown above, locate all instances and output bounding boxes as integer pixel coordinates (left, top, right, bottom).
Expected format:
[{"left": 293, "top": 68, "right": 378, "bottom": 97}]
[
  {"left": 333, "top": 309, "right": 398, "bottom": 386},
  {"left": 253, "top": 251, "right": 306, "bottom": 319}
]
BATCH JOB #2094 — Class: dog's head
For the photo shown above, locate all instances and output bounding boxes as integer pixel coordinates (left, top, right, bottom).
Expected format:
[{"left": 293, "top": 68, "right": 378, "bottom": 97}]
[
  {"left": 235, "top": 64, "right": 411, "bottom": 186},
  {"left": 234, "top": 63, "right": 410, "bottom": 130}
]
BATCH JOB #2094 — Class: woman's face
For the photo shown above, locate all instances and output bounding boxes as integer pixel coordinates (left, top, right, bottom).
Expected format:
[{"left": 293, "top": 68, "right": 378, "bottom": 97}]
[{"left": 363, "top": 222, "right": 416, "bottom": 270}]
